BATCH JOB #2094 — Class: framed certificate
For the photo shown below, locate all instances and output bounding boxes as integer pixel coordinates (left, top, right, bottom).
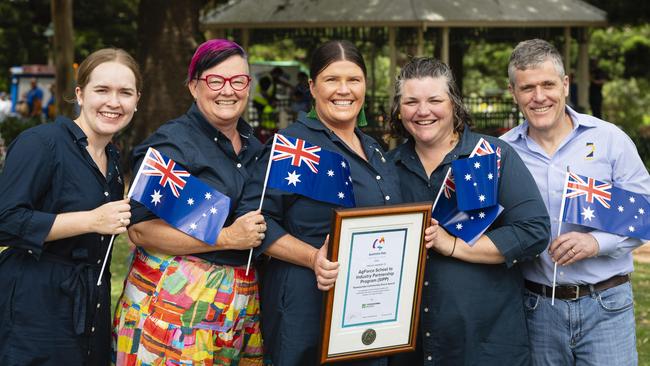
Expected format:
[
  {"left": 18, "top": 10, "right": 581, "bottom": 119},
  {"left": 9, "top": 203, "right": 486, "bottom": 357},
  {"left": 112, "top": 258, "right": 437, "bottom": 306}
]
[{"left": 319, "top": 202, "right": 432, "bottom": 364}]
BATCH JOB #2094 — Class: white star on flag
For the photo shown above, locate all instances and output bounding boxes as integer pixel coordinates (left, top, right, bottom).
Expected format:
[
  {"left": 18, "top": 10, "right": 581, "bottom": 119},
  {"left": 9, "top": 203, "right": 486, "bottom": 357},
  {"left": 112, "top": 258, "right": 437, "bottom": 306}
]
[
  {"left": 205, "top": 192, "right": 212, "bottom": 200},
  {"left": 479, "top": 194, "right": 486, "bottom": 202},
  {"left": 474, "top": 162, "right": 481, "bottom": 169},
  {"left": 210, "top": 207, "right": 218, "bottom": 214},
  {"left": 327, "top": 170, "right": 334, "bottom": 177},
  {"left": 479, "top": 212, "right": 486, "bottom": 219},
  {"left": 618, "top": 205, "right": 624, "bottom": 212},
  {"left": 581, "top": 206, "right": 595, "bottom": 221},
  {"left": 640, "top": 208, "right": 645, "bottom": 215},
  {"left": 464, "top": 174, "right": 472, "bottom": 181},
  {"left": 341, "top": 161, "right": 347, "bottom": 168},
  {"left": 285, "top": 171, "right": 301, "bottom": 186},
  {"left": 629, "top": 226, "right": 635, "bottom": 232},
  {"left": 151, "top": 190, "right": 162, "bottom": 206},
  {"left": 487, "top": 173, "right": 493, "bottom": 180},
  {"left": 187, "top": 198, "right": 194, "bottom": 205},
  {"left": 338, "top": 192, "right": 345, "bottom": 199},
  {"left": 629, "top": 196, "right": 636, "bottom": 203},
  {"left": 456, "top": 223, "right": 463, "bottom": 230},
  {"left": 190, "top": 223, "right": 197, "bottom": 230}
]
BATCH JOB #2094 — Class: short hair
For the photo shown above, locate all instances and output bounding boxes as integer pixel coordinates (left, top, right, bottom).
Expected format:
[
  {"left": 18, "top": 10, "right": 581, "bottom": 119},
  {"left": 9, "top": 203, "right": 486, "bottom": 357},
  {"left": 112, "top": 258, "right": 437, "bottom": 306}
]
[
  {"left": 508, "top": 39, "right": 565, "bottom": 85},
  {"left": 389, "top": 57, "right": 470, "bottom": 138},
  {"left": 187, "top": 39, "right": 247, "bottom": 83},
  {"left": 309, "top": 40, "right": 367, "bottom": 82},
  {"left": 77, "top": 48, "right": 142, "bottom": 93}
]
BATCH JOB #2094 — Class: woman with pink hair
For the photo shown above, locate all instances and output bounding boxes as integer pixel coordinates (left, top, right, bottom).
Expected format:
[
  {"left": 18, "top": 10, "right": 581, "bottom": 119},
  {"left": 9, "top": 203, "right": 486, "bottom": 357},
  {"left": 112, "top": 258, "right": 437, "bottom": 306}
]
[{"left": 112, "top": 39, "right": 265, "bottom": 366}]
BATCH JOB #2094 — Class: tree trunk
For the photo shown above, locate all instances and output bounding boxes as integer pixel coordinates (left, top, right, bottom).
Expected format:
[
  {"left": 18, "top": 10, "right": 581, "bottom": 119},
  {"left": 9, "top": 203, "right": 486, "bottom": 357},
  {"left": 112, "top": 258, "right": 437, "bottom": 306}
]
[
  {"left": 51, "top": 0, "right": 75, "bottom": 118},
  {"left": 123, "top": 0, "right": 207, "bottom": 174}
]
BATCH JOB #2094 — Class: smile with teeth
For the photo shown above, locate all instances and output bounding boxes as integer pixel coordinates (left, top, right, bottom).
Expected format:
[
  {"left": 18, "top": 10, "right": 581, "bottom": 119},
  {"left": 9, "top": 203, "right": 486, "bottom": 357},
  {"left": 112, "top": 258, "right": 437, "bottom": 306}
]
[
  {"left": 531, "top": 106, "right": 551, "bottom": 113},
  {"left": 332, "top": 100, "right": 353, "bottom": 106},
  {"left": 413, "top": 120, "right": 436, "bottom": 125},
  {"left": 216, "top": 100, "right": 237, "bottom": 105},
  {"left": 99, "top": 111, "right": 121, "bottom": 119}
]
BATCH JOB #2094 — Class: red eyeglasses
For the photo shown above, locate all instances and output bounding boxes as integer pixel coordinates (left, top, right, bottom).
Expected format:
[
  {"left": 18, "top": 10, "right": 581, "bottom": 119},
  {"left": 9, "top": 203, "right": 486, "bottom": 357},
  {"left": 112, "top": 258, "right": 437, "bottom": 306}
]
[{"left": 197, "top": 74, "right": 251, "bottom": 91}]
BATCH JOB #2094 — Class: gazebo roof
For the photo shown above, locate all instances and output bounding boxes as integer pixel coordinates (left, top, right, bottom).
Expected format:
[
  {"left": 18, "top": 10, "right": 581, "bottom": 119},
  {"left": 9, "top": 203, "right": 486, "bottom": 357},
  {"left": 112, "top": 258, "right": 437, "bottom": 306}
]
[{"left": 202, "top": 0, "right": 607, "bottom": 29}]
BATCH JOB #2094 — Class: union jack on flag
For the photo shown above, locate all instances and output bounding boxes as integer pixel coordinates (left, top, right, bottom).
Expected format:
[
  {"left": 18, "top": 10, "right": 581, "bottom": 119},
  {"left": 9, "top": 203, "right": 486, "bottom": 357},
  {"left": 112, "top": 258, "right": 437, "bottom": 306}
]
[
  {"left": 272, "top": 134, "right": 321, "bottom": 173},
  {"left": 443, "top": 173, "right": 456, "bottom": 199},
  {"left": 471, "top": 137, "right": 502, "bottom": 173},
  {"left": 565, "top": 172, "right": 612, "bottom": 208},
  {"left": 141, "top": 148, "right": 191, "bottom": 198}
]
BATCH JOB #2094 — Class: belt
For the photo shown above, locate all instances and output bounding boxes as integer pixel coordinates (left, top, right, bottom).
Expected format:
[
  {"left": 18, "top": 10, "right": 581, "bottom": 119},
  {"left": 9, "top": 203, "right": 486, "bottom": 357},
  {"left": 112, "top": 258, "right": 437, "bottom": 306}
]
[{"left": 525, "top": 275, "right": 629, "bottom": 300}]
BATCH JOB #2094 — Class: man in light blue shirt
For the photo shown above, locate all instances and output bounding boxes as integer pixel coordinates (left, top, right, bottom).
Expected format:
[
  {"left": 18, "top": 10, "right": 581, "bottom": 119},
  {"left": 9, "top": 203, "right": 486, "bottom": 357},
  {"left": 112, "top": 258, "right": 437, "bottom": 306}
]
[{"left": 501, "top": 39, "right": 650, "bottom": 365}]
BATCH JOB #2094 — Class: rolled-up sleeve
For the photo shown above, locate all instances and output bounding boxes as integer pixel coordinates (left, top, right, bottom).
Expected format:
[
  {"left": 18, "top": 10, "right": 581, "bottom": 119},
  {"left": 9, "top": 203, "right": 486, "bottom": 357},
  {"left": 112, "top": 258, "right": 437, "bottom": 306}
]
[
  {"left": 0, "top": 131, "right": 57, "bottom": 256},
  {"left": 485, "top": 143, "right": 551, "bottom": 267}
]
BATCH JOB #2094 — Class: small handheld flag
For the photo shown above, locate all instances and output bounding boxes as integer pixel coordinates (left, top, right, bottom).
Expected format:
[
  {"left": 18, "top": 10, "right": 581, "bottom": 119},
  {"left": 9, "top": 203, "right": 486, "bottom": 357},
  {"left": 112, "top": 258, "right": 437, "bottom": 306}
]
[
  {"left": 452, "top": 153, "right": 498, "bottom": 211},
  {"left": 129, "top": 147, "right": 231, "bottom": 245},
  {"left": 266, "top": 134, "right": 355, "bottom": 207},
  {"left": 561, "top": 172, "right": 649, "bottom": 240}
]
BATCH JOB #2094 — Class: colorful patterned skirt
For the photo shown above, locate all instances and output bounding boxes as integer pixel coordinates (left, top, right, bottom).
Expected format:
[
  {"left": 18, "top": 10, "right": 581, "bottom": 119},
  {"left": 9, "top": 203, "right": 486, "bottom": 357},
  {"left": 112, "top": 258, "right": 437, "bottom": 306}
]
[{"left": 112, "top": 248, "right": 263, "bottom": 366}]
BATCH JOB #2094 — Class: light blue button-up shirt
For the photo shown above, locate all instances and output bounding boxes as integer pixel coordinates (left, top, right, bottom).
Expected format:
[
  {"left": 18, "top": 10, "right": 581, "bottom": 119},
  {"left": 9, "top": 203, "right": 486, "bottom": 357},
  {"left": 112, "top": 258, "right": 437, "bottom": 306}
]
[{"left": 501, "top": 106, "right": 650, "bottom": 285}]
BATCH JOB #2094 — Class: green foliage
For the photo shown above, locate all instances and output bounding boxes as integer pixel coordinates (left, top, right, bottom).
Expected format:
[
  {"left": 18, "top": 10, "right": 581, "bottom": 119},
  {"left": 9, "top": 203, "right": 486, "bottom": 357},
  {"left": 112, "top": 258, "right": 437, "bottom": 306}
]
[
  {"left": 463, "top": 42, "right": 512, "bottom": 97},
  {"left": 0, "top": 116, "right": 41, "bottom": 146},
  {"left": 249, "top": 39, "right": 307, "bottom": 64}
]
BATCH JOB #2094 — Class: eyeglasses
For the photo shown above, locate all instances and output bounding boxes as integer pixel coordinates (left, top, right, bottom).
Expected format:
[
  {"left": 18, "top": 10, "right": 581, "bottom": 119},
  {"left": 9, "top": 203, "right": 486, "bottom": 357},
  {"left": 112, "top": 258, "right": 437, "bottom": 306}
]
[{"left": 197, "top": 74, "right": 251, "bottom": 91}]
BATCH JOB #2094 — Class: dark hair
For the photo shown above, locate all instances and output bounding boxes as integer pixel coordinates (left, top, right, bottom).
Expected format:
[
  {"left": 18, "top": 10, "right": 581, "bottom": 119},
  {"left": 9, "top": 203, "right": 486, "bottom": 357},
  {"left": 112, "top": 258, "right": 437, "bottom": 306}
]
[
  {"left": 77, "top": 48, "right": 142, "bottom": 93},
  {"left": 186, "top": 39, "right": 247, "bottom": 83},
  {"left": 309, "top": 40, "right": 367, "bottom": 82},
  {"left": 389, "top": 57, "right": 470, "bottom": 138}
]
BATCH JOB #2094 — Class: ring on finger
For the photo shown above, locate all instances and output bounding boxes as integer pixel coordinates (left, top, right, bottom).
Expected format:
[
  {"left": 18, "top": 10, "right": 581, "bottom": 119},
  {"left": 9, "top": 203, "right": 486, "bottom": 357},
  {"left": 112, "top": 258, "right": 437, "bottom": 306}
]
[
  {"left": 570, "top": 248, "right": 577, "bottom": 256},
  {"left": 259, "top": 233, "right": 265, "bottom": 240},
  {"left": 119, "top": 218, "right": 126, "bottom": 226}
]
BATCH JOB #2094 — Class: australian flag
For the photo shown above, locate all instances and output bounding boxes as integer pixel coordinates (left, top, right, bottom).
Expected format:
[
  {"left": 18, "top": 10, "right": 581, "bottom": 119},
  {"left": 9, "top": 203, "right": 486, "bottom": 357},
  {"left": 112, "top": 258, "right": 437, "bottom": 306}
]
[
  {"left": 266, "top": 134, "right": 355, "bottom": 207},
  {"left": 562, "top": 172, "right": 650, "bottom": 240},
  {"left": 432, "top": 139, "right": 502, "bottom": 245},
  {"left": 129, "top": 147, "right": 231, "bottom": 245},
  {"left": 452, "top": 153, "right": 498, "bottom": 211}
]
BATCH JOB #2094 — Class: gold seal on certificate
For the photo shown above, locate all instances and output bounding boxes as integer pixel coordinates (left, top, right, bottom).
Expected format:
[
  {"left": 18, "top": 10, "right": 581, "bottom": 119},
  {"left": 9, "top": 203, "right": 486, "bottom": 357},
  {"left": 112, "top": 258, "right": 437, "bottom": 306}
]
[{"left": 319, "top": 202, "right": 431, "bottom": 364}]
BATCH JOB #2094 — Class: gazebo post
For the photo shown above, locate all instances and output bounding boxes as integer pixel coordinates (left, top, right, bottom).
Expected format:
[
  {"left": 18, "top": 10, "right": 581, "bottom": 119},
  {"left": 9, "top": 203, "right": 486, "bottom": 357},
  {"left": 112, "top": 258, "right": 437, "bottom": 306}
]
[
  {"left": 577, "top": 28, "right": 590, "bottom": 112},
  {"left": 563, "top": 27, "right": 571, "bottom": 68},
  {"left": 417, "top": 26, "right": 424, "bottom": 56},
  {"left": 441, "top": 27, "right": 450, "bottom": 65},
  {"left": 241, "top": 28, "right": 250, "bottom": 51},
  {"left": 388, "top": 26, "right": 397, "bottom": 149}
]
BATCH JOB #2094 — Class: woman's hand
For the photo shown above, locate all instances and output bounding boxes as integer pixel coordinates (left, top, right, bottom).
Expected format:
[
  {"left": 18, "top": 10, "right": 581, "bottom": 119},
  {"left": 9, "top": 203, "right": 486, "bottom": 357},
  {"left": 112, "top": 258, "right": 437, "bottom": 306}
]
[
  {"left": 217, "top": 210, "right": 266, "bottom": 250},
  {"left": 89, "top": 198, "right": 131, "bottom": 235},
  {"left": 313, "top": 235, "right": 339, "bottom": 291},
  {"left": 424, "top": 218, "right": 455, "bottom": 256}
]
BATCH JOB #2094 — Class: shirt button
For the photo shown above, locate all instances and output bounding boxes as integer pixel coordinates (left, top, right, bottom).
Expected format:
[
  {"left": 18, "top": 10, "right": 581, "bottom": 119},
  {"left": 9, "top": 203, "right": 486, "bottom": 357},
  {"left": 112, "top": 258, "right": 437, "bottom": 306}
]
[
  {"left": 101, "top": 236, "right": 104, "bottom": 242},
  {"left": 424, "top": 307, "right": 429, "bottom": 312},
  {"left": 27, "top": 250, "right": 33, "bottom": 254},
  {"left": 213, "top": 137, "right": 218, "bottom": 142},
  {"left": 427, "top": 356, "right": 433, "bottom": 361},
  {"left": 104, "top": 192, "right": 109, "bottom": 197},
  {"left": 376, "top": 175, "right": 381, "bottom": 180},
  {"left": 236, "top": 163, "right": 242, "bottom": 168},
  {"left": 91, "top": 326, "right": 95, "bottom": 333},
  {"left": 426, "top": 254, "right": 430, "bottom": 260},
  {"left": 385, "top": 195, "right": 390, "bottom": 201},
  {"left": 424, "top": 281, "right": 429, "bottom": 286},
  {"left": 97, "top": 259, "right": 102, "bottom": 264},
  {"left": 97, "top": 303, "right": 101, "bottom": 309},
  {"left": 512, "top": 259, "right": 518, "bottom": 264},
  {"left": 425, "top": 332, "right": 431, "bottom": 337}
]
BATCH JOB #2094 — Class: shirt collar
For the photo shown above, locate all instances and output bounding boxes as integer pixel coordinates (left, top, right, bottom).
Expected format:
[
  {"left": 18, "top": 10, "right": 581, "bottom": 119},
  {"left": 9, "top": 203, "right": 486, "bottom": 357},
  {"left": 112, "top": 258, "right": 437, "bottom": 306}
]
[
  {"left": 56, "top": 116, "right": 88, "bottom": 147},
  {"left": 187, "top": 102, "right": 254, "bottom": 141},
  {"left": 392, "top": 126, "right": 471, "bottom": 164}
]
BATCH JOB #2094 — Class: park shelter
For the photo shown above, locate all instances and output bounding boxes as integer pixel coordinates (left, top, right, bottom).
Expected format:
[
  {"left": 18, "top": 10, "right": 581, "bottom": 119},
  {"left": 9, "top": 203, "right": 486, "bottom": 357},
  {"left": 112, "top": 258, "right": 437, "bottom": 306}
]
[{"left": 201, "top": 0, "right": 607, "bottom": 127}]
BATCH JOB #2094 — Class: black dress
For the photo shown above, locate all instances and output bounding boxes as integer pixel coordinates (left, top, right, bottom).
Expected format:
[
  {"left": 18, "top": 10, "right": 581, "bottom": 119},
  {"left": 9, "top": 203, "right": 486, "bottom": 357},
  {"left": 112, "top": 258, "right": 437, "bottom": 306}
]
[{"left": 0, "top": 117, "right": 123, "bottom": 366}]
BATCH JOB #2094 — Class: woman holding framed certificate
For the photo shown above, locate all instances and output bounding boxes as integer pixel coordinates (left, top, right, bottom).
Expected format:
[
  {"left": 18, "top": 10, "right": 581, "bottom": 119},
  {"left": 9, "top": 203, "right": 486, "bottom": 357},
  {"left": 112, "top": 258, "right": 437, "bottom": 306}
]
[
  {"left": 387, "top": 57, "right": 551, "bottom": 365},
  {"left": 237, "top": 40, "right": 402, "bottom": 365}
]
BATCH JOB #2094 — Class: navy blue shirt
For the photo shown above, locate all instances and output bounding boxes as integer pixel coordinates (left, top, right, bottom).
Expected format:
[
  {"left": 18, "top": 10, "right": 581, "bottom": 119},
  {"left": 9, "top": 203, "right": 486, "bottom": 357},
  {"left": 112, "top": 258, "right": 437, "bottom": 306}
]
[
  {"left": 130, "top": 103, "right": 263, "bottom": 266},
  {"left": 0, "top": 116, "right": 124, "bottom": 365},
  {"left": 389, "top": 128, "right": 550, "bottom": 366},
  {"left": 237, "top": 113, "right": 401, "bottom": 366}
]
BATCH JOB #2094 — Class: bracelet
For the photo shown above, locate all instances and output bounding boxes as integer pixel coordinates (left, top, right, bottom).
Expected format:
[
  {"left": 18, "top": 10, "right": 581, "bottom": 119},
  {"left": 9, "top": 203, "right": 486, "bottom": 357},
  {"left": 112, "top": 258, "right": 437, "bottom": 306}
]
[{"left": 449, "top": 236, "right": 457, "bottom": 257}]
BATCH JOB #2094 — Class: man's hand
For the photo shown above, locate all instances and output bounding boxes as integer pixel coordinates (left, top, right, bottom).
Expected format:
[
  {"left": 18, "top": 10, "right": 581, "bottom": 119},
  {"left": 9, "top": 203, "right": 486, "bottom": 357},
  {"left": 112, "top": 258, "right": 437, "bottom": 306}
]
[{"left": 549, "top": 231, "right": 599, "bottom": 266}]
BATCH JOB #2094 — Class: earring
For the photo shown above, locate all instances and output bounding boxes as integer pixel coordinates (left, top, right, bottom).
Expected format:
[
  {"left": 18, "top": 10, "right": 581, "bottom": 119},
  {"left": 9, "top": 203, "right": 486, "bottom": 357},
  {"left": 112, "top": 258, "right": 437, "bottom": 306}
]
[{"left": 134, "top": 107, "right": 138, "bottom": 112}]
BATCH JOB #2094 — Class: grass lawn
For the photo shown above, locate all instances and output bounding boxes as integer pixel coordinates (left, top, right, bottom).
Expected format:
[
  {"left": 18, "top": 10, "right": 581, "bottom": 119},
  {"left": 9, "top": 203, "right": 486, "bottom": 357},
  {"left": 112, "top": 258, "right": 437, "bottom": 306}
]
[{"left": 109, "top": 237, "right": 650, "bottom": 364}]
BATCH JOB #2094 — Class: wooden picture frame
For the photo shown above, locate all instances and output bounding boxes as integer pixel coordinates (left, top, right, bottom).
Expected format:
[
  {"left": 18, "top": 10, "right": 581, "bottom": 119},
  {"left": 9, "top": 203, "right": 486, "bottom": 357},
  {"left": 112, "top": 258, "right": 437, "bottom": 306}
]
[{"left": 319, "top": 202, "right": 432, "bottom": 364}]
